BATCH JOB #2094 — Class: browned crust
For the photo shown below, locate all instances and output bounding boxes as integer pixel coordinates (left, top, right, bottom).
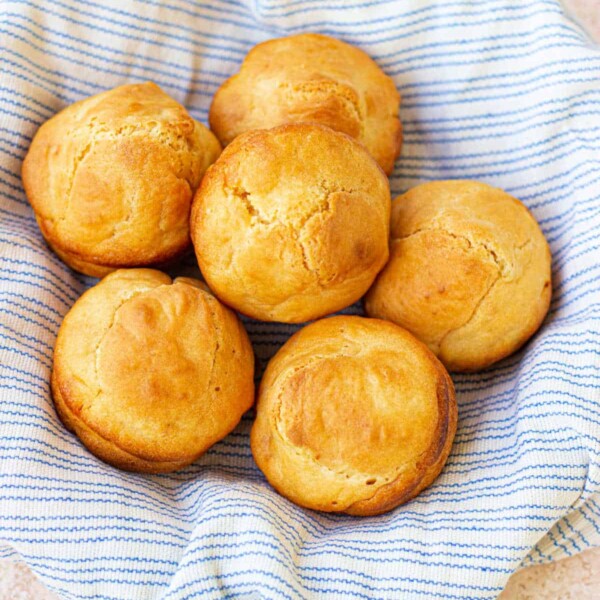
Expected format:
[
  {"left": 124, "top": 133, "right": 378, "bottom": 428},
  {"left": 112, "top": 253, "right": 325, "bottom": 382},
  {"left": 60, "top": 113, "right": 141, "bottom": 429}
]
[
  {"left": 52, "top": 369, "right": 192, "bottom": 473},
  {"left": 208, "top": 33, "right": 401, "bottom": 175},
  {"left": 191, "top": 123, "right": 390, "bottom": 323},
  {"left": 365, "top": 273, "right": 552, "bottom": 374},
  {"left": 445, "top": 272, "right": 552, "bottom": 372},
  {"left": 41, "top": 221, "right": 192, "bottom": 279},
  {"left": 22, "top": 82, "right": 220, "bottom": 276},
  {"left": 345, "top": 360, "right": 456, "bottom": 516},
  {"left": 51, "top": 270, "right": 255, "bottom": 473},
  {"left": 250, "top": 316, "right": 458, "bottom": 516},
  {"left": 364, "top": 180, "right": 553, "bottom": 373}
]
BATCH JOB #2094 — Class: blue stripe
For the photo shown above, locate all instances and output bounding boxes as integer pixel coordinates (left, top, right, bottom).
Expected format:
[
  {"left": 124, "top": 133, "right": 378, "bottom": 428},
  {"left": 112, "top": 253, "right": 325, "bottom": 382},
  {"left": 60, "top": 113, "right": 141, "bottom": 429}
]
[
  {"left": 0, "top": 28, "right": 217, "bottom": 96},
  {"left": 3, "top": 20, "right": 240, "bottom": 83},
  {"left": 6, "top": 14, "right": 244, "bottom": 72},
  {"left": 9, "top": 0, "right": 257, "bottom": 45},
  {"left": 398, "top": 60, "right": 600, "bottom": 98},
  {"left": 280, "top": 4, "right": 561, "bottom": 37},
  {"left": 379, "top": 26, "right": 582, "bottom": 66},
  {"left": 402, "top": 71, "right": 599, "bottom": 109}
]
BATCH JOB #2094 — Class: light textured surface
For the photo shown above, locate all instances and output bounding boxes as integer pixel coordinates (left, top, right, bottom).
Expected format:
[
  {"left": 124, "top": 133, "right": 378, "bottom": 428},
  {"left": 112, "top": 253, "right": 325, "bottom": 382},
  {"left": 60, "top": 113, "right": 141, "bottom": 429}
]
[
  {"left": 365, "top": 181, "right": 552, "bottom": 372},
  {"left": 1, "top": 0, "right": 600, "bottom": 599},
  {"left": 501, "top": 546, "right": 600, "bottom": 599},
  {"left": 192, "top": 123, "right": 390, "bottom": 322},
  {"left": 2, "top": 547, "right": 600, "bottom": 599},
  {"left": 52, "top": 269, "right": 255, "bottom": 473},
  {"left": 0, "top": 561, "right": 58, "bottom": 600},
  {"left": 21, "top": 82, "right": 221, "bottom": 277},
  {"left": 209, "top": 33, "right": 402, "bottom": 174},
  {"left": 251, "top": 316, "right": 457, "bottom": 515},
  {"left": 562, "top": 0, "right": 600, "bottom": 42}
]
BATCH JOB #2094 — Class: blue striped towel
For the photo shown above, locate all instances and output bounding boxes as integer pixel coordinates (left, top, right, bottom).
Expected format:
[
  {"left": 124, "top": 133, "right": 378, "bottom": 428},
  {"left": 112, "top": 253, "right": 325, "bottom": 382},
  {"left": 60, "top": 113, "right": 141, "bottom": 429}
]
[{"left": 1, "top": 1, "right": 599, "bottom": 598}]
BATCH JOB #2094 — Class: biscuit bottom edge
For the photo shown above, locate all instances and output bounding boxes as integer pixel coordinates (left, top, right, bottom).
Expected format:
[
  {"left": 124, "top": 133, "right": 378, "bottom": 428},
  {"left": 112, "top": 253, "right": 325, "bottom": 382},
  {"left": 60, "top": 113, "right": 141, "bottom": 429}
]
[
  {"left": 43, "top": 227, "right": 192, "bottom": 279},
  {"left": 52, "top": 371, "right": 198, "bottom": 474}
]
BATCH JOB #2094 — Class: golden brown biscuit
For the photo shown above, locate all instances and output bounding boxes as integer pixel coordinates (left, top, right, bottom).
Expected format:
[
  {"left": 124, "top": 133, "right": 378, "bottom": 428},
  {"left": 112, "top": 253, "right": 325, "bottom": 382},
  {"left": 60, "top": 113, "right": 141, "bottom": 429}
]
[
  {"left": 365, "top": 180, "right": 552, "bottom": 372},
  {"left": 52, "top": 269, "right": 254, "bottom": 473},
  {"left": 250, "top": 316, "right": 457, "bottom": 516},
  {"left": 22, "top": 82, "right": 221, "bottom": 277},
  {"left": 209, "top": 33, "right": 402, "bottom": 174},
  {"left": 191, "top": 123, "right": 391, "bottom": 323}
]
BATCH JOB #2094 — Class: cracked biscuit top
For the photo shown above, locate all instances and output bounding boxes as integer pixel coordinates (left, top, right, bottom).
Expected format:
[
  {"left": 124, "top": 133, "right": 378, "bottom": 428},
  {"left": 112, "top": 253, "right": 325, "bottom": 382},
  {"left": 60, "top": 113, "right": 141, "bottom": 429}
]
[
  {"left": 191, "top": 123, "right": 391, "bottom": 323},
  {"left": 51, "top": 269, "right": 255, "bottom": 473},
  {"left": 250, "top": 316, "right": 457, "bottom": 515},
  {"left": 22, "top": 82, "right": 221, "bottom": 277},
  {"left": 209, "top": 33, "right": 402, "bottom": 175},
  {"left": 365, "top": 180, "right": 552, "bottom": 372}
]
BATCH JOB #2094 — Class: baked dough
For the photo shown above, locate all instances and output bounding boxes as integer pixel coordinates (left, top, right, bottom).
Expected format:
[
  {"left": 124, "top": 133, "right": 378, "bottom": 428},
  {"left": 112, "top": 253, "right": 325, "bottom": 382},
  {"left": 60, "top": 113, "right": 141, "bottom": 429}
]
[
  {"left": 209, "top": 33, "right": 402, "bottom": 174},
  {"left": 365, "top": 180, "right": 552, "bottom": 372},
  {"left": 191, "top": 123, "right": 391, "bottom": 323},
  {"left": 52, "top": 269, "right": 254, "bottom": 473},
  {"left": 23, "top": 82, "right": 221, "bottom": 277},
  {"left": 250, "top": 316, "right": 457, "bottom": 516}
]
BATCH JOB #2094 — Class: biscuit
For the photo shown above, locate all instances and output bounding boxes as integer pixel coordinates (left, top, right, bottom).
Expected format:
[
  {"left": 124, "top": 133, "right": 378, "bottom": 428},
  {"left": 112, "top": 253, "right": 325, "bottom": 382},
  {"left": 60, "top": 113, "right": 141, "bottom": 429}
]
[
  {"left": 250, "top": 316, "right": 457, "bottom": 516},
  {"left": 52, "top": 269, "right": 254, "bottom": 473},
  {"left": 365, "top": 180, "right": 552, "bottom": 372},
  {"left": 23, "top": 82, "right": 221, "bottom": 277},
  {"left": 209, "top": 33, "right": 402, "bottom": 174},
  {"left": 191, "top": 123, "right": 391, "bottom": 323}
]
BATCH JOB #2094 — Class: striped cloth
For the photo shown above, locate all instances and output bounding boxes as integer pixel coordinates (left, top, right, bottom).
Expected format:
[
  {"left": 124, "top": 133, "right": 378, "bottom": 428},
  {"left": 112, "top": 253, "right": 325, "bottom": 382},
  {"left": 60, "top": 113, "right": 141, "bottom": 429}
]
[{"left": 1, "top": 1, "right": 599, "bottom": 598}]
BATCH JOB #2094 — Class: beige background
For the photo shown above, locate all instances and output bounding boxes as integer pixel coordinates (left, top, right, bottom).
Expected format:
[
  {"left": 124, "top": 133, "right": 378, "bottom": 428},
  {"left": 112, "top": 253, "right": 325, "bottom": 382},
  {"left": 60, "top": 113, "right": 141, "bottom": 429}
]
[{"left": 1, "top": 545, "right": 599, "bottom": 599}]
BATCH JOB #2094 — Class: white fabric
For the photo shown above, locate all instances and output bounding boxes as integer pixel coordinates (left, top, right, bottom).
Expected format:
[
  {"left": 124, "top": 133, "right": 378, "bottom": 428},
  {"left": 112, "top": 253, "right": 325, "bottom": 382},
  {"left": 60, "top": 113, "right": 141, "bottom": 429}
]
[{"left": 1, "top": 1, "right": 599, "bottom": 598}]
